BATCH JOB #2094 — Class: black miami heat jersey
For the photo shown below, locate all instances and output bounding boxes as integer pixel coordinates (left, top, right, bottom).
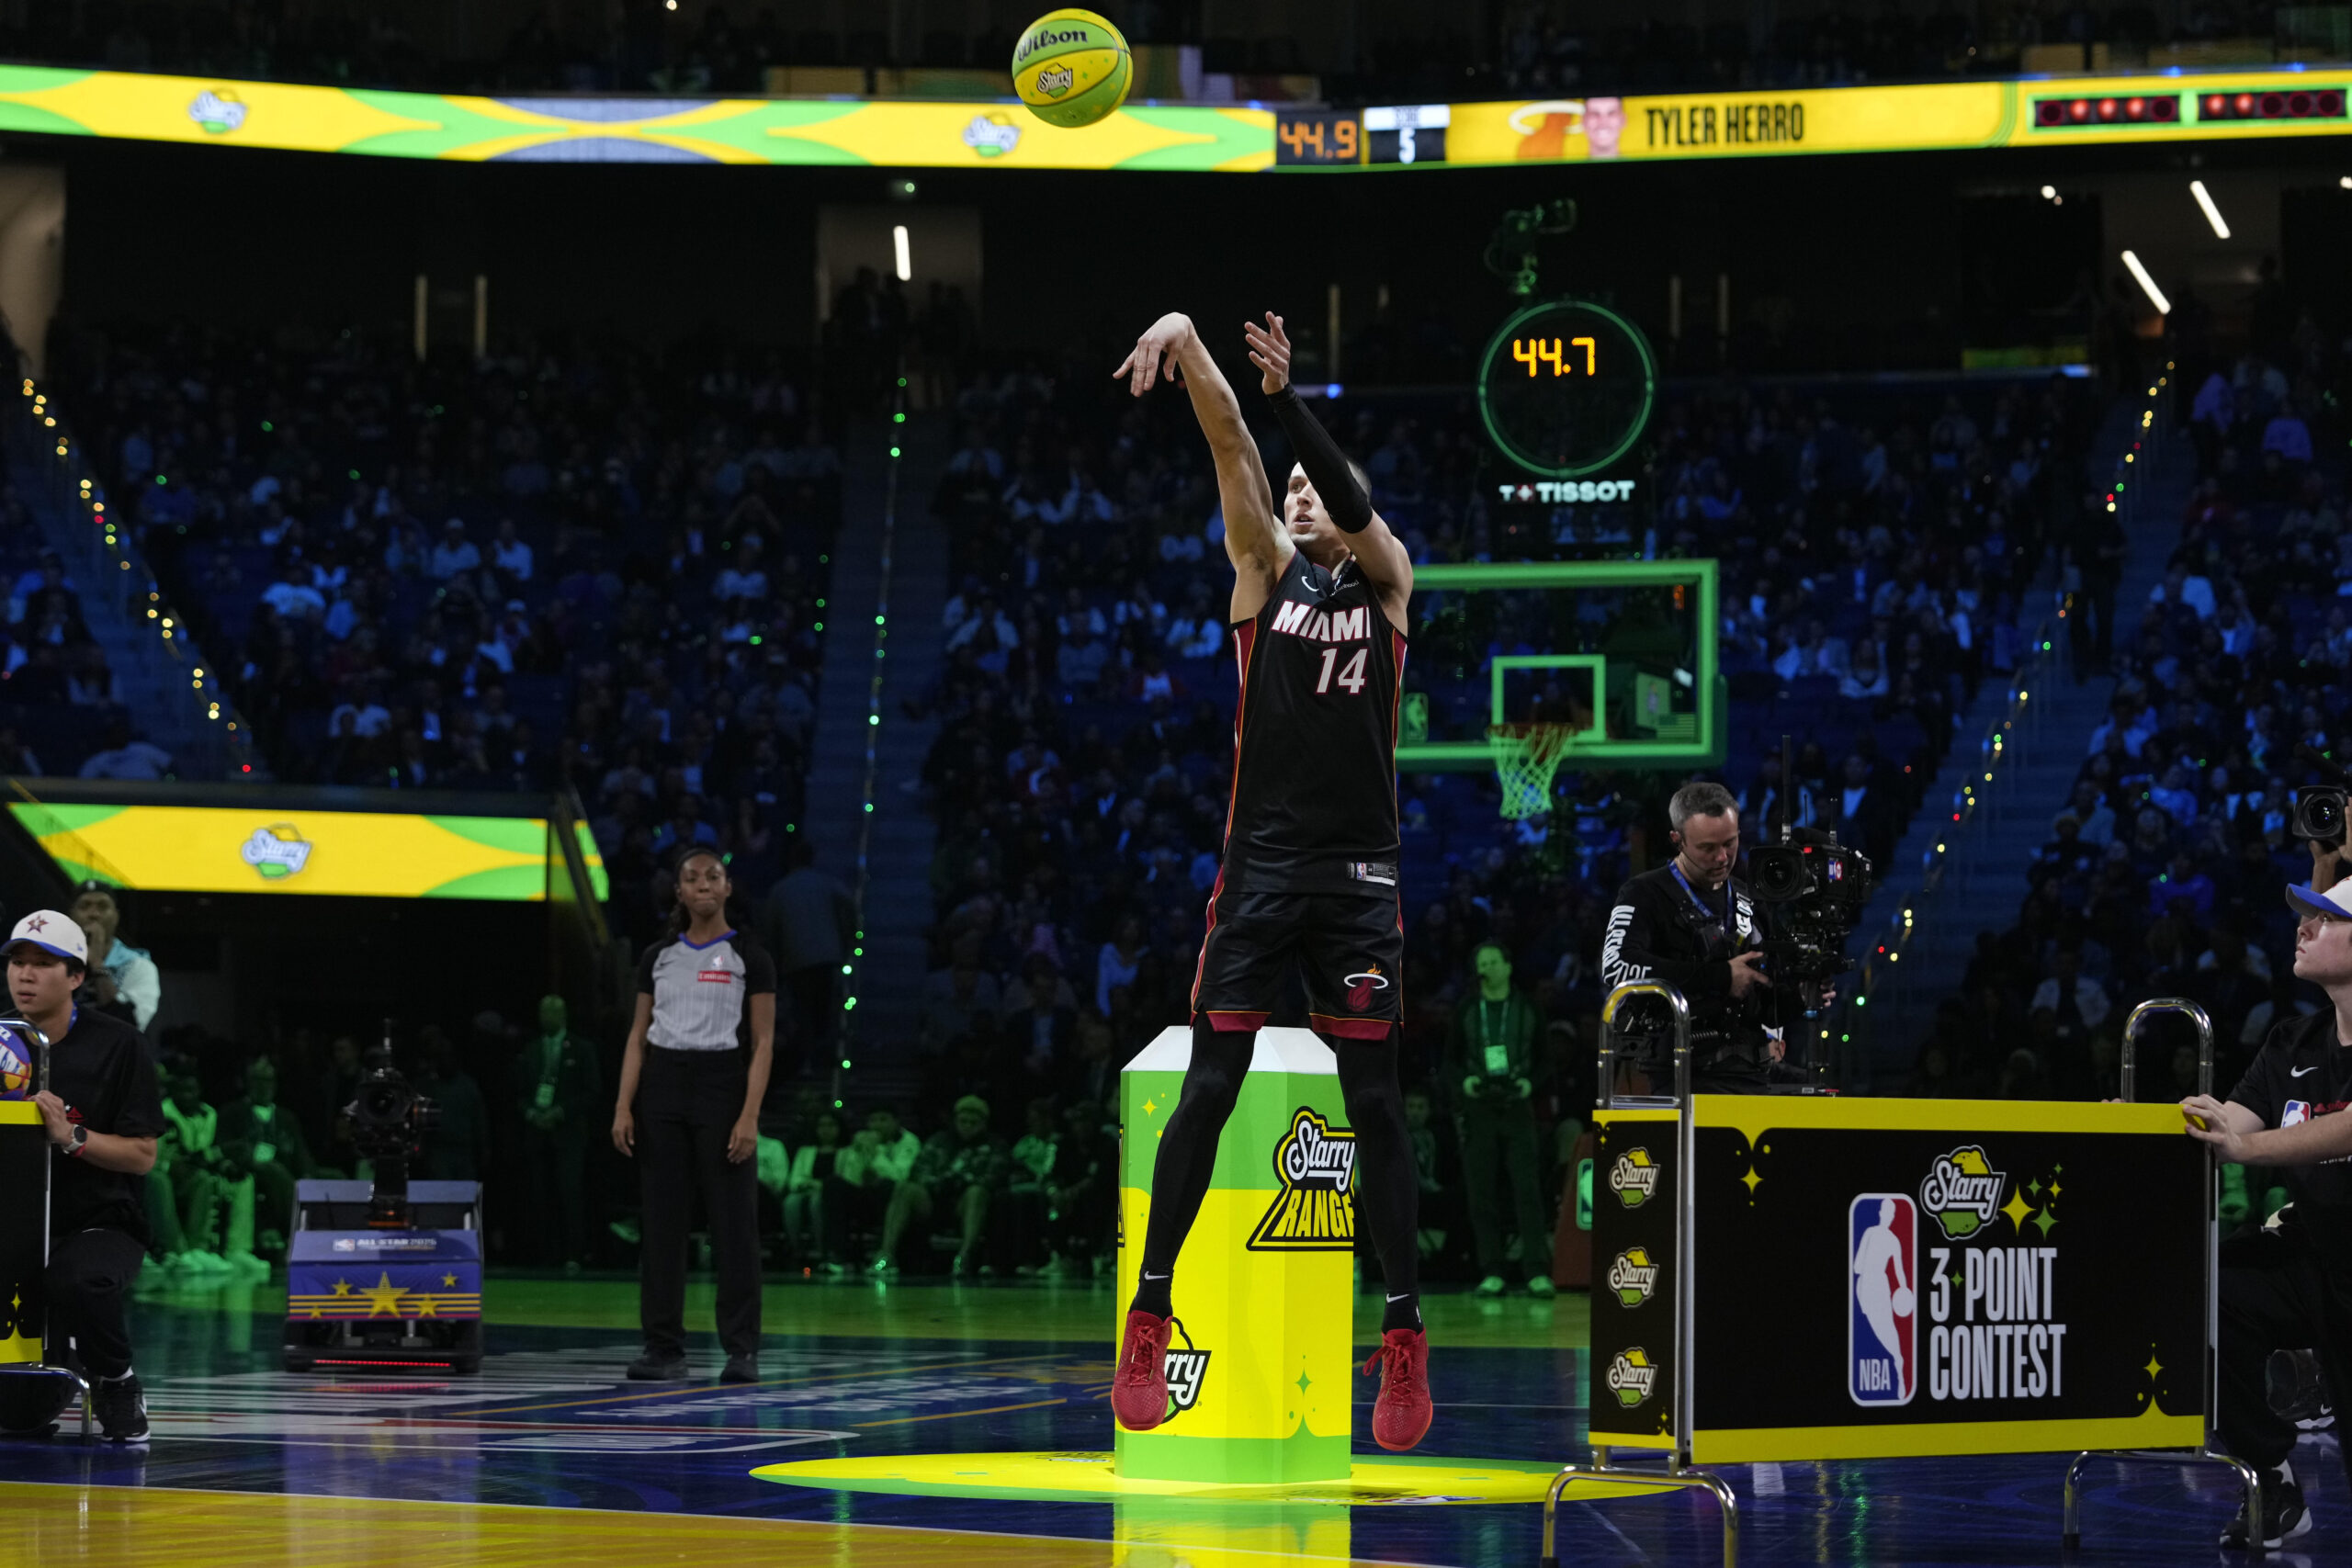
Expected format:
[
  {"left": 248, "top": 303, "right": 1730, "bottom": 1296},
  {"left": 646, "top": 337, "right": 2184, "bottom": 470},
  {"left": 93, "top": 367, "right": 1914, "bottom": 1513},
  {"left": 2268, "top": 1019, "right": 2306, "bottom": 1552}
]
[{"left": 1220, "top": 549, "right": 1406, "bottom": 897}]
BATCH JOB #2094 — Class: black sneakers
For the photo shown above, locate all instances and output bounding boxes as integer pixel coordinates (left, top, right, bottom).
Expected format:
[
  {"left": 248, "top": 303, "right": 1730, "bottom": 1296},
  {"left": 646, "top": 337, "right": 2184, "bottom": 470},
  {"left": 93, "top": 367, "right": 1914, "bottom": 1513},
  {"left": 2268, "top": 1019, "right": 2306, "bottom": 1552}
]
[
  {"left": 720, "top": 1354, "right": 760, "bottom": 1383},
  {"left": 2268, "top": 1348, "right": 2335, "bottom": 1432},
  {"left": 92, "top": 1372, "right": 149, "bottom": 1444},
  {"left": 624, "top": 1353, "right": 690, "bottom": 1382},
  {"left": 2220, "top": 1466, "right": 2312, "bottom": 1551}
]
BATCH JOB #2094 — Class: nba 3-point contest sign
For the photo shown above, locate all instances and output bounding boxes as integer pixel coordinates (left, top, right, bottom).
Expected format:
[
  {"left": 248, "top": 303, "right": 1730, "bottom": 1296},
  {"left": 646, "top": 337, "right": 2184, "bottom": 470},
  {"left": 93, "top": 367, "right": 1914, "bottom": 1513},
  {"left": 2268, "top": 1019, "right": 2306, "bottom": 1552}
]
[{"left": 1591, "top": 1098, "right": 2206, "bottom": 1462}]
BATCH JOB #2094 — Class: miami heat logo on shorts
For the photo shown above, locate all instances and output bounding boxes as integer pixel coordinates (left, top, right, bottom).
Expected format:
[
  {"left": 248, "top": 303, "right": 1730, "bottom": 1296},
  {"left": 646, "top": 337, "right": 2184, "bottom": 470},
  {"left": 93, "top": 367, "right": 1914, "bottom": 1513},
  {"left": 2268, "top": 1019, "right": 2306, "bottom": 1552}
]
[{"left": 1341, "top": 964, "right": 1390, "bottom": 1012}]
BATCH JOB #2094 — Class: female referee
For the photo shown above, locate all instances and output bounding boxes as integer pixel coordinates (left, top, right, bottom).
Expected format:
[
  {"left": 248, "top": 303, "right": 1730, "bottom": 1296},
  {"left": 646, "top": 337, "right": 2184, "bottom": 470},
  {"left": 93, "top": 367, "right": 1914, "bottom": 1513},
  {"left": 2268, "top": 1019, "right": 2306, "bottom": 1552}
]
[{"left": 612, "top": 845, "right": 776, "bottom": 1382}]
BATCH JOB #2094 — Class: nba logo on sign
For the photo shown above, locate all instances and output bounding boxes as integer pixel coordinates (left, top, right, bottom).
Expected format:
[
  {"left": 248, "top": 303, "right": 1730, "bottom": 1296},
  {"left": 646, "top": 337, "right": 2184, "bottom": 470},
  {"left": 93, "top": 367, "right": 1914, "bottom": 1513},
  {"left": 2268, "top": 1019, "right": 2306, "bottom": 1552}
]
[{"left": 1848, "top": 1192, "right": 1917, "bottom": 1406}]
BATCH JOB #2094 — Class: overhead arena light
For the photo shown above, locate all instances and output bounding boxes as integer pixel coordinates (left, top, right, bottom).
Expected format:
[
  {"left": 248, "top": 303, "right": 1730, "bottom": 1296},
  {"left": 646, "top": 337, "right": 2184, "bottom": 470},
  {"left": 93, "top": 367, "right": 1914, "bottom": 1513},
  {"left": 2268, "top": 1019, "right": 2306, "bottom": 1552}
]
[
  {"left": 2188, "top": 179, "right": 2231, "bottom": 238},
  {"left": 892, "top": 224, "right": 911, "bottom": 283},
  {"left": 2120, "top": 249, "right": 2171, "bottom": 314}
]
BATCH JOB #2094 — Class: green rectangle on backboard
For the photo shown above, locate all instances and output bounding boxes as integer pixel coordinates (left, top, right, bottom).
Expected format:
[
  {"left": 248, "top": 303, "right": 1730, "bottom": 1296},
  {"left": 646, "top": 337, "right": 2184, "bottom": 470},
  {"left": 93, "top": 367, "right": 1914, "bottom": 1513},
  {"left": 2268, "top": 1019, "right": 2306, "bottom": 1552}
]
[
  {"left": 1116, "top": 1027, "right": 1354, "bottom": 1484},
  {"left": 1398, "top": 558, "right": 1721, "bottom": 772}
]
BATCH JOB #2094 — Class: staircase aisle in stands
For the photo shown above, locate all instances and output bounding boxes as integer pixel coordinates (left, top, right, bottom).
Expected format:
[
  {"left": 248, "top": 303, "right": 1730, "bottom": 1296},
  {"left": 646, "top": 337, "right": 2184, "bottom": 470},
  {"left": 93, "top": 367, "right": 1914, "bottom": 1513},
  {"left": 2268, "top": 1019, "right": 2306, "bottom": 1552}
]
[
  {"left": 12, "top": 427, "right": 214, "bottom": 778},
  {"left": 1862, "top": 395, "right": 2190, "bottom": 1086},
  {"left": 801, "top": 412, "right": 954, "bottom": 1086}
]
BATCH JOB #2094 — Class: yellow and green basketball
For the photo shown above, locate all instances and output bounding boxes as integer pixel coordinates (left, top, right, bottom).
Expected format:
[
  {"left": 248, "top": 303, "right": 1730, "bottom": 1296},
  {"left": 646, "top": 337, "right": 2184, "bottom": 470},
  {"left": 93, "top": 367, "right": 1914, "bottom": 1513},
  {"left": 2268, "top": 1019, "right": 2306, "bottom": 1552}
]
[{"left": 1011, "top": 8, "right": 1131, "bottom": 129}]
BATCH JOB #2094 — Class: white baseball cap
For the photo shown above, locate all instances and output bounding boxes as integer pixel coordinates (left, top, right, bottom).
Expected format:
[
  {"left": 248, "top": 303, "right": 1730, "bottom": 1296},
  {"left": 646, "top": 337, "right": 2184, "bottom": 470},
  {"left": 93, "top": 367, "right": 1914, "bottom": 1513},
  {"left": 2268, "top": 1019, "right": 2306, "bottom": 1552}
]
[
  {"left": 3, "top": 909, "right": 87, "bottom": 966},
  {"left": 2286, "top": 881, "right": 2352, "bottom": 921}
]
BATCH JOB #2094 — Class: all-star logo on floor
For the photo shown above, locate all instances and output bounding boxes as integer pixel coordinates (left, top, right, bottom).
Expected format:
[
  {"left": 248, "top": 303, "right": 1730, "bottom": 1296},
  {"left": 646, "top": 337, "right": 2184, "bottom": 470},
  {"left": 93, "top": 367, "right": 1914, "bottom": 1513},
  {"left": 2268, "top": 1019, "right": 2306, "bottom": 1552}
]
[
  {"left": 1162, "top": 1347, "right": 1211, "bottom": 1418},
  {"left": 1246, "top": 1108, "right": 1357, "bottom": 1250}
]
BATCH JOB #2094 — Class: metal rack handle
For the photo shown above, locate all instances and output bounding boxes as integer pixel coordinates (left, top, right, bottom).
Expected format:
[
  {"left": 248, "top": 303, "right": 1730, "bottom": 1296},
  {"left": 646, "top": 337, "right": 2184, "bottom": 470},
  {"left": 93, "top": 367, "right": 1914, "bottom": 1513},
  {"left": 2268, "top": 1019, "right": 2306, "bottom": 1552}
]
[
  {"left": 1598, "top": 979, "right": 1694, "bottom": 1110},
  {"left": 2118, "top": 996, "right": 2213, "bottom": 1104}
]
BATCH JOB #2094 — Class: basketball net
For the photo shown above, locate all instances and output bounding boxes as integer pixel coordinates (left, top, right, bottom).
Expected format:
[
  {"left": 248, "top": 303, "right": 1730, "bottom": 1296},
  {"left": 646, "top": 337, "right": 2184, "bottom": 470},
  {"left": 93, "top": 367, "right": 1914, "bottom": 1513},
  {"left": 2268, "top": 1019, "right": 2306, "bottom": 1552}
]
[{"left": 1487, "top": 723, "right": 1578, "bottom": 819}]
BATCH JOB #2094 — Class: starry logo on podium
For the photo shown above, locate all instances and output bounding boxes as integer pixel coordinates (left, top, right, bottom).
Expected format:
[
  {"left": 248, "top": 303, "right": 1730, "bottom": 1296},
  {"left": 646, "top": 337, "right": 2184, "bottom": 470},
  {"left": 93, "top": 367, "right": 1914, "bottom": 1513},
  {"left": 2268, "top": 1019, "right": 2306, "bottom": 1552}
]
[{"left": 1245, "top": 1108, "right": 1356, "bottom": 1252}]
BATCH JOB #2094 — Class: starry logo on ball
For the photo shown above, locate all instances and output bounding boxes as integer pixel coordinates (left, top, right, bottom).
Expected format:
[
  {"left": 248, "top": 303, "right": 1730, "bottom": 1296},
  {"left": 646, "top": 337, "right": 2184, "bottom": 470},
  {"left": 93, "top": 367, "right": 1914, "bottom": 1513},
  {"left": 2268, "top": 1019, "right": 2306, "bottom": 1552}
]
[
  {"left": 961, "top": 113, "right": 1023, "bottom": 158},
  {"left": 1609, "top": 1147, "right": 1661, "bottom": 1208},
  {"left": 1034, "top": 62, "right": 1076, "bottom": 99},
  {"left": 1918, "top": 1145, "right": 2006, "bottom": 1242},
  {"left": 241, "top": 824, "right": 313, "bottom": 881},
  {"left": 1162, "top": 1346, "right": 1211, "bottom": 1418},
  {"left": 1246, "top": 1107, "right": 1356, "bottom": 1251},
  {"left": 188, "top": 89, "right": 247, "bottom": 134},
  {"left": 1606, "top": 1348, "right": 1658, "bottom": 1408},
  {"left": 1606, "top": 1246, "right": 1659, "bottom": 1308}
]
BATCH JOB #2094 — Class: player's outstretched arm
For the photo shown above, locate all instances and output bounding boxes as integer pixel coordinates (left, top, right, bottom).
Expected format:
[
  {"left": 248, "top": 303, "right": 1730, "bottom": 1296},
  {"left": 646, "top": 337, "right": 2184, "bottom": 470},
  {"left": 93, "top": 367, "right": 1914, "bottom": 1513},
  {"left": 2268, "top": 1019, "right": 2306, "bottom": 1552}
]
[
  {"left": 1116, "top": 312, "right": 1287, "bottom": 614},
  {"left": 1245, "top": 311, "right": 1412, "bottom": 632}
]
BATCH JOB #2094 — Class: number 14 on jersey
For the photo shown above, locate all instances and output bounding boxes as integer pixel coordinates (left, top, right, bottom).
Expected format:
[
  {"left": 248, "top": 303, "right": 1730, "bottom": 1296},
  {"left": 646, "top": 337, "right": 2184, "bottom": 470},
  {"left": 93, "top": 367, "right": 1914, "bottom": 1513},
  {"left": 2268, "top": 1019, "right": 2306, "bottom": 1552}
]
[{"left": 1315, "top": 647, "right": 1370, "bottom": 694}]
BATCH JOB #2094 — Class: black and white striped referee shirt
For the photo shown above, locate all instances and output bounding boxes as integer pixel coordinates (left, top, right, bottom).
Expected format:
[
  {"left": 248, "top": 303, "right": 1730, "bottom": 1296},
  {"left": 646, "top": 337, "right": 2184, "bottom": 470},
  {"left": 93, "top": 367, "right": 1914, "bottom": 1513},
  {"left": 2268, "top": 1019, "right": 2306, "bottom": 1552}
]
[{"left": 637, "top": 929, "right": 778, "bottom": 1053}]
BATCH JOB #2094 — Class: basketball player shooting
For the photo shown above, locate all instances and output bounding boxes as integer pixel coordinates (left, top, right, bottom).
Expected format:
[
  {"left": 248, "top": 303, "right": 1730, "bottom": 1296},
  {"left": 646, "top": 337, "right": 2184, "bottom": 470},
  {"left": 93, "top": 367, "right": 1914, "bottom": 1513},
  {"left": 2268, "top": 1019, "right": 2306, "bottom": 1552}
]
[{"left": 1108, "top": 310, "right": 1431, "bottom": 1452}]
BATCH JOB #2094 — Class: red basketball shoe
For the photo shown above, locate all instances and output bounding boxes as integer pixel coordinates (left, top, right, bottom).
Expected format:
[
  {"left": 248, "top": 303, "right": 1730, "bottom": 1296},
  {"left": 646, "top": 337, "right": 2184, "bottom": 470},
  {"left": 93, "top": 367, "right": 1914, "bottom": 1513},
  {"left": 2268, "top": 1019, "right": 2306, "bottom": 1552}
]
[
  {"left": 1364, "top": 1326, "right": 1432, "bottom": 1451},
  {"left": 1112, "top": 1310, "right": 1175, "bottom": 1431}
]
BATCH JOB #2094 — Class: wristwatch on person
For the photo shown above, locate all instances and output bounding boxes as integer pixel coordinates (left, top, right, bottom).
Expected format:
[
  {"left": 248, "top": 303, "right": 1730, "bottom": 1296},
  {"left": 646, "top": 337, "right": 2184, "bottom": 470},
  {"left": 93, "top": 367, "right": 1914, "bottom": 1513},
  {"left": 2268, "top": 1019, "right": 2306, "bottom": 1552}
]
[{"left": 58, "top": 1124, "right": 88, "bottom": 1157}]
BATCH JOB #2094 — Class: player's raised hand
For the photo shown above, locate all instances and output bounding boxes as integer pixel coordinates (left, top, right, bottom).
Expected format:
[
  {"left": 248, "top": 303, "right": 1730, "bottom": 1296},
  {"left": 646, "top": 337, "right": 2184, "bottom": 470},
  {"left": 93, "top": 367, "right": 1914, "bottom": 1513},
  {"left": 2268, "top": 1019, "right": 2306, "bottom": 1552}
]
[
  {"left": 1114, "top": 312, "right": 1193, "bottom": 396},
  {"left": 1244, "top": 311, "right": 1291, "bottom": 394}
]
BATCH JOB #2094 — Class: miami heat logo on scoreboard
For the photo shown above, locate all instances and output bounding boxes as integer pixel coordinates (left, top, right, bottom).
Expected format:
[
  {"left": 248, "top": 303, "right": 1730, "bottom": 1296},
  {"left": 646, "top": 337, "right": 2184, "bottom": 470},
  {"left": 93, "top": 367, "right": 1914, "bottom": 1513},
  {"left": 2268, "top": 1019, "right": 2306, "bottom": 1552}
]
[{"left": 1849, "top": 1192, "right": 1917, "bottom": 1406}]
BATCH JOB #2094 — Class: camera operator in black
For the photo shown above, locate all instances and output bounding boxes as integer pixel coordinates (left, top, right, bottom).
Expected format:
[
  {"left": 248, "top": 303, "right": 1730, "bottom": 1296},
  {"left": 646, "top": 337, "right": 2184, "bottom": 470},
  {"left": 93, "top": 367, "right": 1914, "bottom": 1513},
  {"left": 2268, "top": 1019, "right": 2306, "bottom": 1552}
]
[{"left": 1600, "top": 782, "right": 1812, "bottom": 1094}]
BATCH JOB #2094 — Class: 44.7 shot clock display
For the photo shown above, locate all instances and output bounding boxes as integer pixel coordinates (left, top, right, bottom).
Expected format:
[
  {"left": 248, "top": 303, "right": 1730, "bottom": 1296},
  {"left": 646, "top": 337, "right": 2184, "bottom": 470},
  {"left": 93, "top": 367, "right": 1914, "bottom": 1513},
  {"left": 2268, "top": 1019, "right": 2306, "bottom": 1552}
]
[{"left": 1476, "top": 299, "right": 1657, "bottom": 479}]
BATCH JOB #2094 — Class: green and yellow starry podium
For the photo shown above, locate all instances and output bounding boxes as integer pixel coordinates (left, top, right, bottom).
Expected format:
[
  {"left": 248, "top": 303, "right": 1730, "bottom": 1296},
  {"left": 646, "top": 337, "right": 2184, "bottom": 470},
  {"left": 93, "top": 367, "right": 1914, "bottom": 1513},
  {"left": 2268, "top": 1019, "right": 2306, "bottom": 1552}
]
[{"left": 1114, "top": 1025, "right": 1356, "bottom": 1484}]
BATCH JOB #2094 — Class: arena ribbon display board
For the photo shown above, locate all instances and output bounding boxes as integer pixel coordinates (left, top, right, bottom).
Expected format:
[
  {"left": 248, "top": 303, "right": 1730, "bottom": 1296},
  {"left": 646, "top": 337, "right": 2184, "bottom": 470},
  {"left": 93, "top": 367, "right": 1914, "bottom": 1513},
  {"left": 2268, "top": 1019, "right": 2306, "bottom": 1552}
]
[
  {"left": 1591, "top": 1097, "right": 2207, "bottom": 1463},
  {"left": 0, "top": 63, "right": 2335, "bottom": 168},
  {"left": 7, "top": 800, "right": 606, "bottom": 902}
]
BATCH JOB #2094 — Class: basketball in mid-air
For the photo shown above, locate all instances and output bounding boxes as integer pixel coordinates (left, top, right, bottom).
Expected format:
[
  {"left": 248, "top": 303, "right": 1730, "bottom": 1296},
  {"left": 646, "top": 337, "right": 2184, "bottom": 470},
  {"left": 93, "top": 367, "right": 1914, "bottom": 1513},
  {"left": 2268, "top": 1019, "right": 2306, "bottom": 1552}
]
[
  {"left": 0, "top": 1022, "right": 32, "bottom": 1099},
  {"left": 1891, "top": 1286, "right": 1916, "bottom": 1318},
  {"left": 1012, "top": 8, "right": 1131, "bottom": 129}
]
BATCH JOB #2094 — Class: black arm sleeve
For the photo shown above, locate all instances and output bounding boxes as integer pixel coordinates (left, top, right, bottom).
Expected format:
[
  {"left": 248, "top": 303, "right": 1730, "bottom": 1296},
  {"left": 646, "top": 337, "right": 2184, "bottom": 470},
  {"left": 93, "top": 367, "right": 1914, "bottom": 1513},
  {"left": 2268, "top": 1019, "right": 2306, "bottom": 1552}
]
[{"left": 1266, "top": 384, "right": 1373, "bottom": 534}]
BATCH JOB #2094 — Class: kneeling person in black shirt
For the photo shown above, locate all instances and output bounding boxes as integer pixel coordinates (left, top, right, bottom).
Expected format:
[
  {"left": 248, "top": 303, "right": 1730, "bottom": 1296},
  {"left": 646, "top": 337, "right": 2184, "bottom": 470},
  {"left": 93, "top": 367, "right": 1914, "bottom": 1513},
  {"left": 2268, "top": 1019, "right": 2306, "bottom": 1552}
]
[
  {"left": 7, "top": 909, "right": 163, "bottom": 1442},
  {"left": 2182, "top": 878, "right": 2352, "bottom": 1550}
]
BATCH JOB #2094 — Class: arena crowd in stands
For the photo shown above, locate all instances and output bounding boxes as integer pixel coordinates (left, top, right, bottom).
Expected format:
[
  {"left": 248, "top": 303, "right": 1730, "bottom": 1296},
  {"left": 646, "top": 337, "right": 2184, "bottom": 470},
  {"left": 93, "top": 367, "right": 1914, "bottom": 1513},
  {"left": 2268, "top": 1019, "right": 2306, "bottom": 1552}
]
[
  {"left": 1926, "top": 310, "right": 2352, "bottom": 1122},
  {"left": 61, "top": 323, "right": 842, "bottom": 956}
]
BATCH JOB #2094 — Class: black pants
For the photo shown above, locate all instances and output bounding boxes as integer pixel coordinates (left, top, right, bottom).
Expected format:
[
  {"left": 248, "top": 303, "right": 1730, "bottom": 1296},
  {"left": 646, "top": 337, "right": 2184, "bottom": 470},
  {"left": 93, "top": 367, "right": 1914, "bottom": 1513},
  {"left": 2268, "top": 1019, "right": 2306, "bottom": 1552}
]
[
  {"left": 1460, "top": 1100, "right": 1549, "bottom": 1278},
  {"left": 637, "top": 1049, "right": 762, "bottom": 1360},
  {"left": 48, "top": 1227, "right": 145, "bottom": 1381},
  {"left": 2217, "top": 1225, "right": 2352, "bottom": 1478}
]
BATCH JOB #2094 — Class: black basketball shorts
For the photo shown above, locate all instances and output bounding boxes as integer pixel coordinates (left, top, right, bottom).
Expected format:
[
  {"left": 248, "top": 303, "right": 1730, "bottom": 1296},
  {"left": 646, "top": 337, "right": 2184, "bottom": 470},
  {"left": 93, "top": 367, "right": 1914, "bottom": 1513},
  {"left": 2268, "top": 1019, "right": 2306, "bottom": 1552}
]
[{"left": 1190, "top": 887, "right": 1404, "bottom": 1040}]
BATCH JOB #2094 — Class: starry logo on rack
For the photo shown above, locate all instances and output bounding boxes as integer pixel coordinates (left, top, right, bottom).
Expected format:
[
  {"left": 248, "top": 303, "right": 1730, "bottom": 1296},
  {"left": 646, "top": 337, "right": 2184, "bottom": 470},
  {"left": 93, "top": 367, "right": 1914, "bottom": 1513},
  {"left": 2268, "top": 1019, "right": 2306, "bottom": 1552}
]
[
  {"left": 1610, "top": 1147, "right": 1661, "bottom": 1208},
  {"left": 1606, "top": 1348, "right": 1658, "bottom": 1407},
  {"left": 1606, "top": 1246, "right": 1659, "bottom": 1307},
  {"left": 1246, "top": 1108, "right": 1356, "bottom": 1251}
]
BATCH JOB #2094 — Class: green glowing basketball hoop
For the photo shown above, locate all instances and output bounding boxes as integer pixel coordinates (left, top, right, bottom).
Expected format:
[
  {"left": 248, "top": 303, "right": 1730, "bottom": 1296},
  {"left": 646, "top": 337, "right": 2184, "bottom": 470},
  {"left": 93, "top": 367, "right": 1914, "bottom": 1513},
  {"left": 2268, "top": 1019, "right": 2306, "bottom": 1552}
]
[{"left": 1487, "top": 722, "right": 1580, "bottom": 820}]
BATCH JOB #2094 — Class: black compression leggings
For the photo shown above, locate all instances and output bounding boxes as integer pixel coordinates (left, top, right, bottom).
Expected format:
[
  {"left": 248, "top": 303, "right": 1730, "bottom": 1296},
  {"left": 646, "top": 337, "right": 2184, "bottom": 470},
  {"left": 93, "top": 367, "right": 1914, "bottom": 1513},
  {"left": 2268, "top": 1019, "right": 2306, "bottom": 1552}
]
[{"left": 1136, "top": 1016, "right": 1419, "bottom": 1303}]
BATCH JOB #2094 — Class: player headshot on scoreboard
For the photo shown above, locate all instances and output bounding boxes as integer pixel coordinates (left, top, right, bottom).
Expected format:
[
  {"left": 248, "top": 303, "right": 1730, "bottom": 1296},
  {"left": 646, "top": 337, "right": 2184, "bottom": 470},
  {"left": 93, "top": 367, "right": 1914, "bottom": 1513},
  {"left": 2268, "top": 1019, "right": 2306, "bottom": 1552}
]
[
  {"left": 2181, "top": 875, "right": 2352, "bottom": 1548},
  {"left": 6, "top": 909, "right": 163, "bottom": 1443},
  {"left": 1583, "top": 96, "right": 1625, "bottom": 158}
]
